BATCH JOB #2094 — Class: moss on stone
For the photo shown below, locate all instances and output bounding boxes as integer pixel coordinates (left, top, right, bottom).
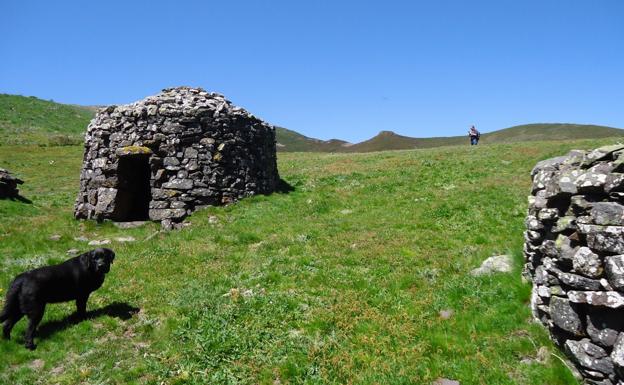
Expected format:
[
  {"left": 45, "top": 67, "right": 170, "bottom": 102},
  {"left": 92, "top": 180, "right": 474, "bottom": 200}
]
[{"left": 116, "top": 146, "right": 153, "bottom": 156}]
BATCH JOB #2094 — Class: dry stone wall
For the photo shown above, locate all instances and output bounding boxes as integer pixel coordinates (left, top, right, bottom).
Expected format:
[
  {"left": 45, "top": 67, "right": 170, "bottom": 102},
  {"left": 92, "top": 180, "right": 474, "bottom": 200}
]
[
  {"left": 74, "top": 87, "right": 279, "bottom": 227},
  {"left": 524, "top": 144, "right": 624, "bottom": 385}
]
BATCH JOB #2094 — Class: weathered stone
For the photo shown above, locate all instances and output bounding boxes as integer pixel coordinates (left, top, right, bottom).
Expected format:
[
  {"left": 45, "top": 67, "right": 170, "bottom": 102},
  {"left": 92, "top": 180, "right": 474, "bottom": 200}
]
[
  {"left": 113, "top": 221, "right": 148, "bottom": 229},
  {"left": 95, "top": 188, "right": 117, "bottom": 215},
  {"left": 556, "top": 234, "right": 579, "bottom": 262},
  {"left": 573, "top": 247, "right": 603, "bottom": 278},
  {"left": 538, "top": 208, "right": 559, "bottom": 222},
  {"left": 568, "top": 291, "right": 624, "bottom": 308},
  {"left": 611, "top": 333, "right": 624, "bottom": 377},
  {"left": 552, "top": 216, "right": 576, "bottom": 233},
  {"left": 571, "top": 195, "right": 594, "bottom": 214},
  {"left": 524, "top": 230, "right": 543, "bottom": 245},
  {"left": 526, "top": 215, "right": 544, "bottom": 231},
  {"left": 432, "top": 379, "right": 460, "bottom": 385},
  {"left": 604, "top": 173, "right": 624, "bottom": 194},
  {"left": 183, "top": 147, "right": 198, "bottom": 158},
  {"left": 115, "top": 146, "right": 152, "bottom": 157},
  {"left": 565, "top": 339, "right": 613, "bottom": 375},
  {"left": 531, "top": 156, "right": 569, "bottom": 178},
  {"left": 149, "top": 200, "right": 169, "bottom": 209},
  {"left": 88, "top": 239, "right": 111, "bottom": 246},
  {"left": 582, "top": 145, "right": 624, "bottom": 167},
  {"left": 579, "top": 163, "right": 616, "bottom": 191},
  {"left": 163, "top": 157, "right": 180, "bottom": 167},
  {"left": 578, "top": 224, "right": 624, "bottom": 254},
  {"left": 558, "top": 272, "right": 602, "bottom": 291},
  {"left": 587, "top": 310, "right": 623, "bottom": 348},
  {"left": 550, "top": 296, "right": 584, "bottom": 335},
  {"left": 74, "top": 87, "right": 280, "bottom": 225},
  {"left": 592, "top": 202, "right": 624, "bottom": 226},
  {"left": 162, "top": 179, "right": 193, "bottom": 190},
  {"left": 148, "top": 209, "right": 187, "bottom": 221},
  {"left": 605, "top": 255, "right": 624, "bottom": 291},
  {"left": 470, "top": 255, "right": 513, "bottom": 276},
  {"left": 557, "top": 172, "right": 579, "bottom": 194},
  {"left": 526, "top": 147, "right": 624, "bottom": 383}
]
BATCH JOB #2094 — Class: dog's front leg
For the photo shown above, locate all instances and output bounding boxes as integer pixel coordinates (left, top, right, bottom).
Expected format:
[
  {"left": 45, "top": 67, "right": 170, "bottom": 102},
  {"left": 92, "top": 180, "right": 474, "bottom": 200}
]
[
  {"left": 76, "top": 296, "right": 89, "bottom": 319},
  {"left": 24, "top": 304, "right": 45, "bottom": 350}
]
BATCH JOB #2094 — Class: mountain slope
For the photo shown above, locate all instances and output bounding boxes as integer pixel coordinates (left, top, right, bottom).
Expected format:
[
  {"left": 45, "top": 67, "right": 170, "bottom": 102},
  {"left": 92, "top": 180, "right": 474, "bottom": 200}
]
[
  {"left": 344, "top": 124, "right": 624, "bottom": 152},
  {"left": 275, "top": 127, "right": 352, "bottom": 152},
  {"left": 1, "top": 94, "right": 622, "bottom": 151},
  {"left": 0, "top": 94, "right": 94, "bottom": 145}
]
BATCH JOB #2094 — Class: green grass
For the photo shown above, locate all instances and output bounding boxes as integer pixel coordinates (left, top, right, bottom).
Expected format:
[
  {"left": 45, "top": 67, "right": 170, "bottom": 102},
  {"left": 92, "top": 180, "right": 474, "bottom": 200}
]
[
  {"left": 0, "top": 94, "right": 93, "bottom": 146},
  {"left": 2, "top": 138, "right": 620, "bottom": 384}
]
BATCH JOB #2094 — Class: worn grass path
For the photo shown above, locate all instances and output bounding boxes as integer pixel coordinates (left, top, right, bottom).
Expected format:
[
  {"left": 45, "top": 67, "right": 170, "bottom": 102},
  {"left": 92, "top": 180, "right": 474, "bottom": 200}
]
[{"left": 1, "top": 139, "right": 620, "bottom": 384}]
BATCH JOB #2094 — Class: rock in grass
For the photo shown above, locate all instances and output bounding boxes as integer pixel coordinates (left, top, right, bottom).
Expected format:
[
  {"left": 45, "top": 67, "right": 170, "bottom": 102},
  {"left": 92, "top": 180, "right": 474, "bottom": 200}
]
[
  {"left": 432, "top": 378, "right": 460, "bottom": 385},
  {"left": 114, "top": 236, "right": 136, "bottom": 243},
  {"left": 88, "top": 239, "right": 111, "bottom": 246},
  {"left": 439, "top": 309, "right": 454, "bottom": 320},
  {"left": 114, "top": 221, "right": 148, "bottom": 229},
  {"left": 470, "top": 255, "right": 513, "bottom": 276}
]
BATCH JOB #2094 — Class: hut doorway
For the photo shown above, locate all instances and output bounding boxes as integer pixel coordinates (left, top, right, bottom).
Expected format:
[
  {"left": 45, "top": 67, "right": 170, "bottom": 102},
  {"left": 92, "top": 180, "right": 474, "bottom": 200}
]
[{"left": 114, "top": 156, "right": 151, "bottom": 221}]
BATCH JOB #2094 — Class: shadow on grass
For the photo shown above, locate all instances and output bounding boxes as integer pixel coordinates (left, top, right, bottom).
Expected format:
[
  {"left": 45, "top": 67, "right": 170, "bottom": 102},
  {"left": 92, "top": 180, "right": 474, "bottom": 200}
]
[
  {"left": 0, "top": 194, "right": 32, "bottom": 204},
  {"left": 276, "top": 178, "right": 295, "bottom": 193},
  {"left": 36, "top": 302, "right": 140, "bottom": 340}
]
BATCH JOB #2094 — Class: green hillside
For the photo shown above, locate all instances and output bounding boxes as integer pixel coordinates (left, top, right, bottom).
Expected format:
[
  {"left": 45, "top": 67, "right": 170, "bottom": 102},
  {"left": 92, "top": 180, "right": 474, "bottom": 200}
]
[
  {"left": 482, "top": 123, "right": 624, "bottom": 143},
  {"left": 0, "top": 94, "right": 93, "bottom": 146},
  {"left": 3, "top": 138, "right": 616, "bottom": 384},
  {"left": 1, "top": 94, "right": 622, "bottom": 152},
  {"left": 344, "top": 124, "right": 624, "bottom": 152},
  {"left": 275, "top": 126, "right": 352, "bottom": 152}
]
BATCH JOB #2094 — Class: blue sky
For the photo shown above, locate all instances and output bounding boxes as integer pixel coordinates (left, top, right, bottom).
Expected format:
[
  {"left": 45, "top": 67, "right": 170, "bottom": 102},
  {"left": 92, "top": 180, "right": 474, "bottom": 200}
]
[{"left": 1, "top": 1, "right": 623, "bottom": 142}]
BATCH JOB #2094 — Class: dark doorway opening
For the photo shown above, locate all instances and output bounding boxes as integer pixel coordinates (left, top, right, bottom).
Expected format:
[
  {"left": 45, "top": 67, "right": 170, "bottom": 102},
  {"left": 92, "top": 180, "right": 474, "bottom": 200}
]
[{"left": 114, "top": 156, "right": 151, "bottom": 221}]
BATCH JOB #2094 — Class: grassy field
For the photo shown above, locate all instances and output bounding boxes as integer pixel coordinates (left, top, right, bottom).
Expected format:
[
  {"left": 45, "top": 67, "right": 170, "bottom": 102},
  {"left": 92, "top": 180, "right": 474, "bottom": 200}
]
[
  {"left": 0, "top": 94, "right": 94, "bottom": 146},
  {"left": 2, "top": 138, "right": 623, "bottom": 384}
]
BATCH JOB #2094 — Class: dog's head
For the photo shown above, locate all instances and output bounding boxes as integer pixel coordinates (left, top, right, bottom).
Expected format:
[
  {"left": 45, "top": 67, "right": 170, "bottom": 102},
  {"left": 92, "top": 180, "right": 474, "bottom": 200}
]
[{"left": 82, "top": 248, "right": 115, "bottom": 274}]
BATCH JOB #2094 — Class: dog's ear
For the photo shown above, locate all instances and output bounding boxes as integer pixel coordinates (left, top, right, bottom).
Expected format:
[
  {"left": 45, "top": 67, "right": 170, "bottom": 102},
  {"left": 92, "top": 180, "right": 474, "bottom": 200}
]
[
  {"left": 105, "top": 248, "right": 115, "bottom": 263},
  {"left": 80, "top": 250, "right": 93, "bottom": 269}
]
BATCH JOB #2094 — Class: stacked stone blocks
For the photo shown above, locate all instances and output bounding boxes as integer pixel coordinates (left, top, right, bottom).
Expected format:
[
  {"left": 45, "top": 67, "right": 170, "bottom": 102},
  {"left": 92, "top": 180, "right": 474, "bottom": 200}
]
[
  {"left": 74, "top": 87, "right": 279, "bottom": 226},
  {"left": 525, "top": 144, "right": 624, "bottom": 384}
]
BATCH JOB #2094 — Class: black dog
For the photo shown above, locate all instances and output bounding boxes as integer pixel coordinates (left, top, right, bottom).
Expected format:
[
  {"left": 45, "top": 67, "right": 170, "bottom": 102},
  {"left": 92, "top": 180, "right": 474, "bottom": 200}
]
[{"left": 0, "top": 248, "right": 115, "bottom": 349}]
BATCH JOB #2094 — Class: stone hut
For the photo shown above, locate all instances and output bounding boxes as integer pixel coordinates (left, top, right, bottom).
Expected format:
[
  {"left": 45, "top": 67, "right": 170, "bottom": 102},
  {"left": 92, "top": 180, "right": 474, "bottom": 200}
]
[
  {"left": 74, "top": 87, "right": 279, "bottom": 225},
  {"left": 524, "top": 144, "right": 624, "bottom": 384}
]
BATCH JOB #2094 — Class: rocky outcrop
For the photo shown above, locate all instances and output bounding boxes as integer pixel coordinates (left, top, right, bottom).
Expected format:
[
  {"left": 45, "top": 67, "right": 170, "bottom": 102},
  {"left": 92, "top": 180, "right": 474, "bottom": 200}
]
[
  {"left": 524, "top": 144, "right": 624, "bottom": 384},
  {"left": 0, "top": 168, "right": 24, "bottom": 199},
  {"left": 74, "top": 87, "right": 279, "bottom": 227}
]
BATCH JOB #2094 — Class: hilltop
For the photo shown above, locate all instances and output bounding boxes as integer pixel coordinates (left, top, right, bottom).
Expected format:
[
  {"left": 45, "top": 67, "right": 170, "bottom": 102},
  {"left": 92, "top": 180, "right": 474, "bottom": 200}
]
[
  {"left": 1, "top": 94, "right": 622, "bottom": 151},
  {"left": 340, "top": 124, "right": 624, "bottom": 152}
]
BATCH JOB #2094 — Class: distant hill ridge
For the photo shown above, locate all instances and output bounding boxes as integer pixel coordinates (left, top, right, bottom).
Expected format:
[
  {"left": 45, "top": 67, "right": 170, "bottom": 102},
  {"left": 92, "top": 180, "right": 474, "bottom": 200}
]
[{"left": 1, "top": 93, "right": 623, "bottom": 150}]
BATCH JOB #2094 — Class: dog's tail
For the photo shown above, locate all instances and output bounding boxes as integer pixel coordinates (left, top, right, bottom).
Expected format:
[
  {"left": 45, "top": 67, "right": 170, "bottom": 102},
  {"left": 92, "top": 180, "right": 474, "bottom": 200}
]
[{"left": 0, "top": 276, "right": 24, "bottom": 322}]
